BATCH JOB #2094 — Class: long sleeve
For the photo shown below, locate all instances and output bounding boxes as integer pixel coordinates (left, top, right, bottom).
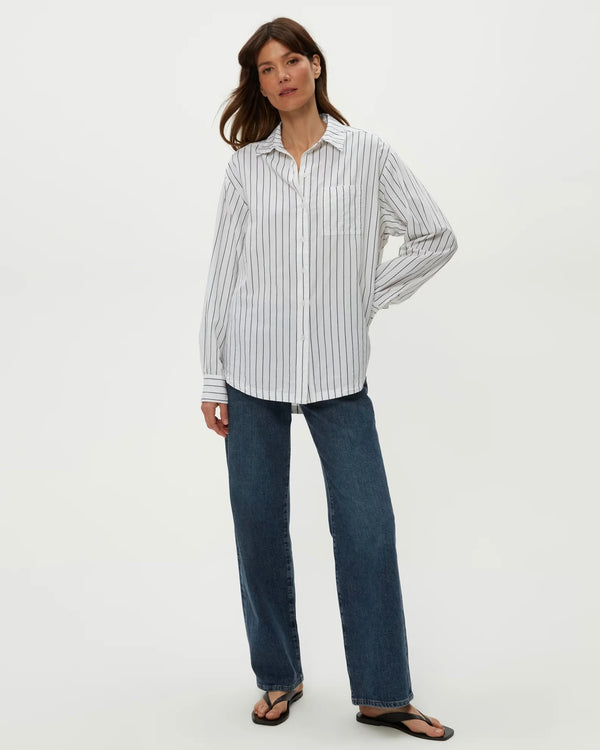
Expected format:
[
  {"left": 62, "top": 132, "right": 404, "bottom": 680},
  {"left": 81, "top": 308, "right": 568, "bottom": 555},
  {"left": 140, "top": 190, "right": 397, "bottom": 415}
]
[
  {"left": 199, "top": 167, "right": 249, "bottom": 403},
  {"left": 371, "top": 145, "right": 458, "bottom": 321}
]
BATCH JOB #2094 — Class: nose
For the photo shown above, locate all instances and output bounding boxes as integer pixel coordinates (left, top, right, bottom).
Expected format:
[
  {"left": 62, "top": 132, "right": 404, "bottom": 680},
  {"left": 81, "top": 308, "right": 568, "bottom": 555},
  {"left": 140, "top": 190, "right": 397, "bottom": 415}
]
[{"left": 279, "top": 68, "right": 291, "bottom": 82}]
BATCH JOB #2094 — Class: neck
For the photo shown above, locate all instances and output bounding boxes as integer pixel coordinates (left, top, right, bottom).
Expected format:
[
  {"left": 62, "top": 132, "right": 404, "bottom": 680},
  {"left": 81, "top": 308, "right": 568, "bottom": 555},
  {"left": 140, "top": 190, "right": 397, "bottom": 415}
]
[{"left": 280, "top": 104, "right": 326, "bottom": 152}]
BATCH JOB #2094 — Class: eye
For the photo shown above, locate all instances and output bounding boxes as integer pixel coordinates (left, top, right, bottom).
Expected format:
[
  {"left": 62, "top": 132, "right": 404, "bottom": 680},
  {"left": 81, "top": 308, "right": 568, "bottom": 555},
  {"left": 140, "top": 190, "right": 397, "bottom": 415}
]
[{"left": 260, "top": 57, "right": 299, "bottom": 74}]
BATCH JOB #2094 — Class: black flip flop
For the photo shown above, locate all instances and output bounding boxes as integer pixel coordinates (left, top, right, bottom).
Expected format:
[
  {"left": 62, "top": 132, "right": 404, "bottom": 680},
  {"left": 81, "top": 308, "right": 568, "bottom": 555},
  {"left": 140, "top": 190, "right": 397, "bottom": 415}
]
[
  {"left": 251, "top": 687, "right": 304, "bottom": 725},
  {"left": 356, "top": 706, "right": 454, "bottom": 740}
]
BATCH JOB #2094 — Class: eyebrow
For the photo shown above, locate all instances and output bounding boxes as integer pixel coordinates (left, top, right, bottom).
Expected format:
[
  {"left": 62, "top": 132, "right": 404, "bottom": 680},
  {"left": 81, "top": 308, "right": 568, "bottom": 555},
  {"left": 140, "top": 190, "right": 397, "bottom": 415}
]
[{"left": 257, "top": 51, "right": 297, "bottom": 68}]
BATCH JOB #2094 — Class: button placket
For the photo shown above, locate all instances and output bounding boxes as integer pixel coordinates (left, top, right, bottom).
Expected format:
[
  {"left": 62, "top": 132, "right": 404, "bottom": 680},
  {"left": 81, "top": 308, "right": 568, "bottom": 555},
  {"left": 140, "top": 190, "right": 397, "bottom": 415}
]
[
  {"left": 297, "top": 159, "right": 311, "bottom": 403},
  {"left": 281, "top": 147, "right": 313, "bottom": 404}
]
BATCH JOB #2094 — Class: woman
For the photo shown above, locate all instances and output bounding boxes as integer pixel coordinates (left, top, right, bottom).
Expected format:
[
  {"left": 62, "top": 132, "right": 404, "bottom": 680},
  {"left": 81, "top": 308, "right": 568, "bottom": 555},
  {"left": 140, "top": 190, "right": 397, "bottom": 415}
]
[{"left": 199, "top": 17, "right": 457, "bottom": 741}]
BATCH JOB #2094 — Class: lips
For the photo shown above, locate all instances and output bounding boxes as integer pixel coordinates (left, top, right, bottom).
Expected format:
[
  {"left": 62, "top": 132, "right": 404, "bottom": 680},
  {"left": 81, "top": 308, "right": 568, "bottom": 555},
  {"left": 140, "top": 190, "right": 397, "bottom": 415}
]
[{"left": 279, "top": 88, "right": 297, "bottom": 96}]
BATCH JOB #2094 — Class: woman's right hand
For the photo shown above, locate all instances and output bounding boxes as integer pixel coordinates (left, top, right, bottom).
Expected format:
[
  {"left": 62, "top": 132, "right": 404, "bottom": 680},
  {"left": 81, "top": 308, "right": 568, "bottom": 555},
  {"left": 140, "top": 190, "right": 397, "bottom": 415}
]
[{"left": 201, "top": 401, "right": 229, "bottom": 437}]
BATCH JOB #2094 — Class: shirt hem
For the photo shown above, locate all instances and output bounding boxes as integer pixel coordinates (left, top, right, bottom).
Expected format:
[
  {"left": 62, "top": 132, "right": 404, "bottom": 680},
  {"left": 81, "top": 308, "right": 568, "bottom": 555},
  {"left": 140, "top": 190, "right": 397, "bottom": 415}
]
[{"left": 224, "top": 371, "right": 367, "bottom": 408}]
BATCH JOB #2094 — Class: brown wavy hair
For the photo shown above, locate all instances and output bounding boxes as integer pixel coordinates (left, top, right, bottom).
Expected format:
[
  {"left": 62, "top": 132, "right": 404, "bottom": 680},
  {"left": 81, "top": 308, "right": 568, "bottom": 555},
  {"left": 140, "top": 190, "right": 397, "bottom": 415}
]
[{"left": 218, "top": 17, "right": 350, "bottom": 150}]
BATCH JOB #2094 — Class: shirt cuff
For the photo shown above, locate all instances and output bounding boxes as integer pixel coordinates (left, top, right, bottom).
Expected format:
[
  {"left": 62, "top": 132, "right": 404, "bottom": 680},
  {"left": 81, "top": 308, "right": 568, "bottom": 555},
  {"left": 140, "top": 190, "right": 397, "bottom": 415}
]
[{"left": 201, "top": 375, "right": 228, "bottom": 403}]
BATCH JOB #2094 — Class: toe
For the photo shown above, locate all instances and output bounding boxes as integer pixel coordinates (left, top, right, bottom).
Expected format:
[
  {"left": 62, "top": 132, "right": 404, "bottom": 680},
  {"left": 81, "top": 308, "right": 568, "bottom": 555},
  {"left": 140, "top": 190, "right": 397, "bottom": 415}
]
[
  {"left": 409, "top": 709, "right": 445, "bottom": 737},
  {"left": 264, "top": 703, "right": 287, "bottom": 720},
  {"left": 256, "top": 696, "right": 286, "bottom": 721},
  {"left": 254, "top": 688, "right": 300, "bottom": 721},
  {"left": 418, "top": 710, "right": 443, "bottom": 730},
  {"left": 424, "top": 720, "right": 445, "bottom": 737},
  {"left": 414, "top": 720, "right": 443, "bottom": 737},
  {"left": 254, "top": 700, "right": 267, "bottom": 717}
]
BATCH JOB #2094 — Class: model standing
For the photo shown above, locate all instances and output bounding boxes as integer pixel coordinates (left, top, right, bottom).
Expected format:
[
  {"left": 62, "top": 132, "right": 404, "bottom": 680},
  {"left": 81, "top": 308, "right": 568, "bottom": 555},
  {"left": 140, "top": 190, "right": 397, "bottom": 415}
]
[{"left": 200, "top": 17, "right": 457, "bottom": 741}]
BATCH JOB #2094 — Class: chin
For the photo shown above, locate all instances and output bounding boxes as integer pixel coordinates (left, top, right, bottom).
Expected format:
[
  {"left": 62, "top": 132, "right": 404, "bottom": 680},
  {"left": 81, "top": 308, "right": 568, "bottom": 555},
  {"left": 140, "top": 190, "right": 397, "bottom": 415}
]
[{"left": 275, "top": 98, "right": 307, "bottom": 112}]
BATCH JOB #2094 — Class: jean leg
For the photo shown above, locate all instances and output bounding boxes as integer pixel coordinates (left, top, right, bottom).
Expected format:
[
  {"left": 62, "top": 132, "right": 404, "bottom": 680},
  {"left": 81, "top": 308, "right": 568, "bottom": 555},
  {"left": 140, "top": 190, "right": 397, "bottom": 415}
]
[
  {"left": 301, "top": 380, "right": 414, "bottom": 707},
  {"left": 223, "top": 382, "right": 303, "bottom": 692}
]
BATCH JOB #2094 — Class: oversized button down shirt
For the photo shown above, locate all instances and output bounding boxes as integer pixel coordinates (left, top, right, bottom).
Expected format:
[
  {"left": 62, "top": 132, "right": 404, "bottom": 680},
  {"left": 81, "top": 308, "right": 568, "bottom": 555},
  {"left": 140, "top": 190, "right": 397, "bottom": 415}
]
[{"left": 199, "top": 112, "right": 458, "bottom": 413}]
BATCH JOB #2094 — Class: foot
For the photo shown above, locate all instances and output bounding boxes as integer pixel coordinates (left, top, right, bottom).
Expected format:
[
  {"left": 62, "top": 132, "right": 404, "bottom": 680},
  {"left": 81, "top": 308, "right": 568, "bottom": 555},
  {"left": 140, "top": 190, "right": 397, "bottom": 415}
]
[
  {"left": 358, "top": 702, "right": 446, "bottom": 738},
  {"left": 253, "top": 682, "right": 304, "bottom": 721}
]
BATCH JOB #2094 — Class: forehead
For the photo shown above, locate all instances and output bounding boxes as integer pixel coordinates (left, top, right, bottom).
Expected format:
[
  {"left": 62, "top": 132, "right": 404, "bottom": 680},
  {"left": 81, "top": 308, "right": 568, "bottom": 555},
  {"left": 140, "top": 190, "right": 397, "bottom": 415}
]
[{"left": 257, "top": 39, "right": 296, "bottom": 64}]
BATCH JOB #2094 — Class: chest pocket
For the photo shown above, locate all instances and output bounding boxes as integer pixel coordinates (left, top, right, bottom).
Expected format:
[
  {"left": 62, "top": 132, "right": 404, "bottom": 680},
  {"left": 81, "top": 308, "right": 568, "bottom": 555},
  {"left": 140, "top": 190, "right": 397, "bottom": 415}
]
[{"left": 323, "top": 185, "right": 362, "bottom": 236}]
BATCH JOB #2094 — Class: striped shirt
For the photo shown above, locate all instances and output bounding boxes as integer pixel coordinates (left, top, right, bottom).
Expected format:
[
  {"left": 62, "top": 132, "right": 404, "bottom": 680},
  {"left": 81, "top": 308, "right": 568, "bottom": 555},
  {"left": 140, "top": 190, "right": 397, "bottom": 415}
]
[{"left": 199, "top": 111, "right": 458, "bottom": 414}]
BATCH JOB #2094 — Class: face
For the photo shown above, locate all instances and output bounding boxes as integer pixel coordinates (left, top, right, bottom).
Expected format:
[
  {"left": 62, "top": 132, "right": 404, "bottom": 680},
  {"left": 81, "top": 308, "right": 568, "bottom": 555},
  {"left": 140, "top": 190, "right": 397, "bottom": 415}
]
[{"left": 256, "top": 38, "right": 321, "bottom": 112}]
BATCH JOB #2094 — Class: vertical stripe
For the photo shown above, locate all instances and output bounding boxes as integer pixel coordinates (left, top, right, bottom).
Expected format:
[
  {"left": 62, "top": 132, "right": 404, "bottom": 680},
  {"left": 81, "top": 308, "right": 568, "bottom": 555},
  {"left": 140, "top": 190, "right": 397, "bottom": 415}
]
[{"left": 199, "top": 113, "right": 458, "bottom": 412}]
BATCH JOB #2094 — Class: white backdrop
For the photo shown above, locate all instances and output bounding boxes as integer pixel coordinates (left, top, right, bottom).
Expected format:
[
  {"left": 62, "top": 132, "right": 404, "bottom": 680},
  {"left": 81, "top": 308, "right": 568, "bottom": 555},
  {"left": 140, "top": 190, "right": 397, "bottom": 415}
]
[{"left": 1, "top": 1, "right": 598, "bottom": 748}]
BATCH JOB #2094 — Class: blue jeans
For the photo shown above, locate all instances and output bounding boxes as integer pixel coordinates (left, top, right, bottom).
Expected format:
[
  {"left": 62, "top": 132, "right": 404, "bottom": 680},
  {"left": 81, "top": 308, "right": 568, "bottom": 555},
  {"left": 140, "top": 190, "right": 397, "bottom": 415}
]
[{"left": 223, "top": 379, "right": 414, "bottom": 708}]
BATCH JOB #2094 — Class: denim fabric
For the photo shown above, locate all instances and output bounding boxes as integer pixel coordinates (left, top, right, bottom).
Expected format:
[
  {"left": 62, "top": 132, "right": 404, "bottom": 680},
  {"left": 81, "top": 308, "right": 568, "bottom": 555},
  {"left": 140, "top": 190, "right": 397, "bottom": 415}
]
[{"left": 223, "top": 378, "right": 414, "bottom": 707}]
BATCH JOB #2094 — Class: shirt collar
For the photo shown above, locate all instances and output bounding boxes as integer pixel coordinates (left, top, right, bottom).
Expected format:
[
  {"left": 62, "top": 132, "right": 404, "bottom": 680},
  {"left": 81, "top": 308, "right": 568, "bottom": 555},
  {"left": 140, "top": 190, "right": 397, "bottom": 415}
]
[{"left": 255, "top": 112, "right": 346, "bottom": 155}]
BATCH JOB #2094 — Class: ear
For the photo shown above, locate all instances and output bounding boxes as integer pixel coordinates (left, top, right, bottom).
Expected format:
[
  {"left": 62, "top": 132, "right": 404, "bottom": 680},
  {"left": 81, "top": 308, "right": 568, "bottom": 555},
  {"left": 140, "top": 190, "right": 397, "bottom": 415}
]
[{"left": 312, "top": 54, "right": 321, "bottom": 76}]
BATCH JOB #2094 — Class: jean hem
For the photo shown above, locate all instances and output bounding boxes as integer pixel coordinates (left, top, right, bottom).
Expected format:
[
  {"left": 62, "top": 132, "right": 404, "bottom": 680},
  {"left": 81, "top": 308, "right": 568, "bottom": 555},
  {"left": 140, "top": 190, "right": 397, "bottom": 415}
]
[
  {"left": 352, "top": 691, "right": 414, "bottom": 708},
  {"left": 257, "top": 676, "right": 304, "bottom": 692}
]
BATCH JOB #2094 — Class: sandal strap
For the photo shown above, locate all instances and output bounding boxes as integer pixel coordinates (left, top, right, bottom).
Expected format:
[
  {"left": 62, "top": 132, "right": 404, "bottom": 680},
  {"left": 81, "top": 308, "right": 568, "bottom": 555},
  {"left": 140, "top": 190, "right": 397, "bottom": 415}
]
[
  {"left": 412, "top": 707, "right": 433, "bottom": 725},
  {"left": 263, "top": 688, "right": 298, "bottom": 709},
  {"left": 378, "top": 710, "right": 433, "bottom": 726}
]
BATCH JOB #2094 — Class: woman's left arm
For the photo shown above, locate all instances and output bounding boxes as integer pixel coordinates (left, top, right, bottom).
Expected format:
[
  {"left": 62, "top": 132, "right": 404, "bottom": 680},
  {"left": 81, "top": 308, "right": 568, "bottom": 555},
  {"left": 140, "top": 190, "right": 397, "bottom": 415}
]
[{"left": 371, "top": 145, "right": 458, "bottom": 320}]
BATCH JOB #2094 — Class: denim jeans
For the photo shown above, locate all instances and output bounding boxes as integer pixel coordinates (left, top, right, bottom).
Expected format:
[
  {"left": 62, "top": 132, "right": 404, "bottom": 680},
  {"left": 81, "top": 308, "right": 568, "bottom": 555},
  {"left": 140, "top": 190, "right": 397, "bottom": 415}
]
[{"left": 223, "top": 378, "right": 414, "bottom": 708}]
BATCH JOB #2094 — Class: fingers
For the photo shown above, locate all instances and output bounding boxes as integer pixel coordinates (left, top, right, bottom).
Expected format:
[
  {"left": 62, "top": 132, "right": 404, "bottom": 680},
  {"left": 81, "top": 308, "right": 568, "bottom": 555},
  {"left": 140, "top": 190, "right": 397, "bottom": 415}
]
[{"left": 201, "top": 401, "right": 229, "bottom": 437}]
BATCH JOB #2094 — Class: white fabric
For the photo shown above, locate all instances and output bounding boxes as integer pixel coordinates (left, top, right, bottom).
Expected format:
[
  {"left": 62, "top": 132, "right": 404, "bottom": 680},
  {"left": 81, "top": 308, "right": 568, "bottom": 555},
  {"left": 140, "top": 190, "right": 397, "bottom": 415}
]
[{"left": 199, "top": 112, "right": 458, "bottom": 413}]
